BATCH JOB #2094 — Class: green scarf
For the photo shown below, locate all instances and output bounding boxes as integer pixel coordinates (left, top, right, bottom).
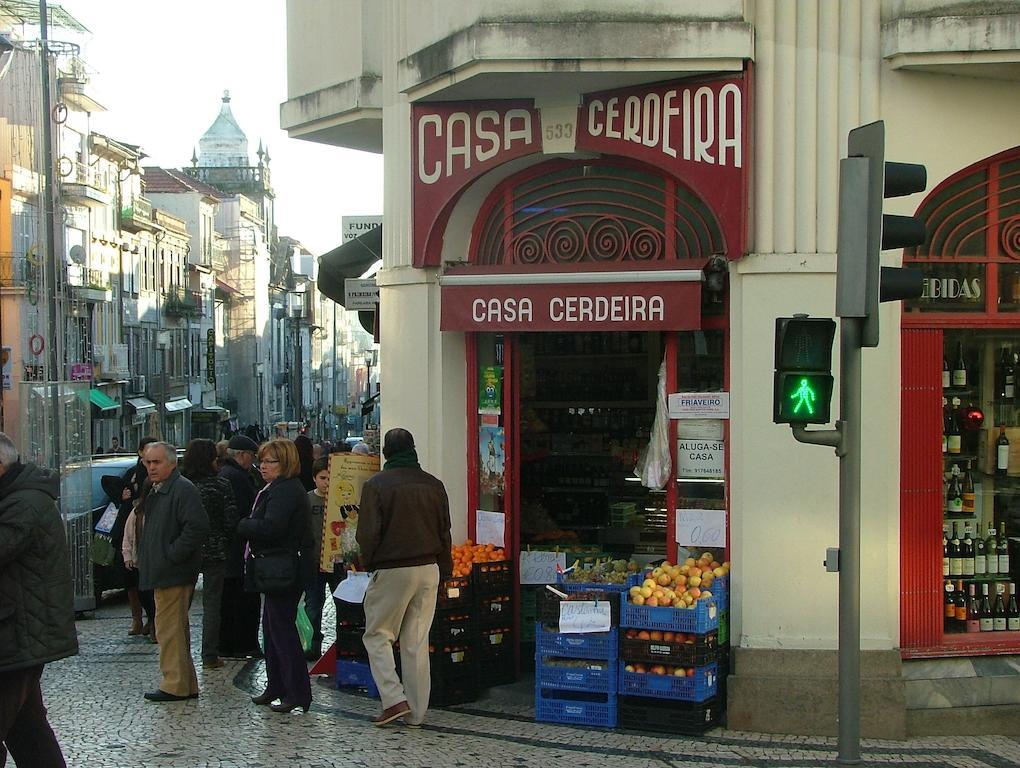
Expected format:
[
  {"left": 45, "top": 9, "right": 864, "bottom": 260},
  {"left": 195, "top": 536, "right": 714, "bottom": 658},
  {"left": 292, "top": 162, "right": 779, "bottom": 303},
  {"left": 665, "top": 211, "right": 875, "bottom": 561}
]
[{"left": 384, "top": 448, "right": 420, "bottom": 470}]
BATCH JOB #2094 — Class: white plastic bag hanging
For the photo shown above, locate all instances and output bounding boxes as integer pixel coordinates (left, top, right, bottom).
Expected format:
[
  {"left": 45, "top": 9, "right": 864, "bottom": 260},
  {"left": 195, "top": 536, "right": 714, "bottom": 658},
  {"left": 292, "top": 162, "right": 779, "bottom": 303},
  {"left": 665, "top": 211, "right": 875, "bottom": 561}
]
[{"left": 635, "top": 357, "right": 671, "bottom": 489}]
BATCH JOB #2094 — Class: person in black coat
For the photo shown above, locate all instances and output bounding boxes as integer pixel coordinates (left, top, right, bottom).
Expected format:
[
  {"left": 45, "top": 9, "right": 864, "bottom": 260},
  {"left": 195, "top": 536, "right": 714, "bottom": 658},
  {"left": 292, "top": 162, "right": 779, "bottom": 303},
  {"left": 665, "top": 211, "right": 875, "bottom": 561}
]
[
  {"left": 114, "top": 436, "right": 158, "bottom": 638},
  {"left": 217, "top": 434, "right": 264, "bottom": 658},
  {"left": 238, "top": 438, "right": 314, "bottom": 713},
  {"left": 0, "top": 431, "right": 77, "bottom": 766}
]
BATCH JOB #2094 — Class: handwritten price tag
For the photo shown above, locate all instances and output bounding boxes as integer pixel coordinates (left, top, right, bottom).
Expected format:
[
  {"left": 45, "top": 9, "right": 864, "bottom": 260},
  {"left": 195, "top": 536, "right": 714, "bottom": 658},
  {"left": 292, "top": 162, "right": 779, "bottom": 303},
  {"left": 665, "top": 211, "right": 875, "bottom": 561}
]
[
  {"left": 675, "top": 508, "right": 726, "bottom": 547},
  {"left": 559, "top": 600, "right": 612, "bottom": 634},
  {"left": 519, "top": 551, "right": 566, "bottom": 584}
]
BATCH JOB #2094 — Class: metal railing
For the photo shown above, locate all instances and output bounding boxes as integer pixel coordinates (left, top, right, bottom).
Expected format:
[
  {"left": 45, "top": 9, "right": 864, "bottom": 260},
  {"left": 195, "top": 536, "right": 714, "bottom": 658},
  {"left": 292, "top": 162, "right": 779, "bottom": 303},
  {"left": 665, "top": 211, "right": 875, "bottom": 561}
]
[
  {"left": 63, "top": 159, "right": 109, "bottom": 193},
  {"left": 164, "top": 287, "right": 203, "bottom": 318}
]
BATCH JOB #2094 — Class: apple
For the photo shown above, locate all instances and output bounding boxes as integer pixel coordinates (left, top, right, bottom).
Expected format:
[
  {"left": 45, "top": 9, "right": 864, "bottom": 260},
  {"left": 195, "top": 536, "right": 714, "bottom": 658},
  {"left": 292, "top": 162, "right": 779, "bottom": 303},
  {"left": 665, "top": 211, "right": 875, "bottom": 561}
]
[
  {"left": 688, "top": 576, "right": 702, "bottom": 588},
  {"left": 673, "top": 667, "right": 686, "bottom": 676},
  {"left": 640, "top": 586, "right": 653, "bottom": 599},
  {"left": 645, "top": 596, "right": 659, "bottom": 607},
  {"left": 713, "top": 566, "right": 726, "bottom": 578},
  {"left": 629, "top": 586, "right": 643, "bottom": 599},
  {"left": 637, "top": 630, "right": 651, "bottom": 641},
  {"left": 650, "top": 665, "right": 667, "bottom": 676},
  {"left": 656, "top": 573, "right": 671, "bottom": 587},
  {"left": 648, "top": 630, "right": 663, "bottom": 641},
  {"left": 651, "top": 567, "right": 664, "bottom": 579},
  {"left": 631, "top": 595, "right": 645, "bottom": 605},
  {"left": 643, "top": 579, "right": 657, "bottom": 591},
  {"left": 625, "top": 664, "right": 635, "bottom": 673},
  {"left": 662, "top": 632, "right": 675, "bottom": 642}
]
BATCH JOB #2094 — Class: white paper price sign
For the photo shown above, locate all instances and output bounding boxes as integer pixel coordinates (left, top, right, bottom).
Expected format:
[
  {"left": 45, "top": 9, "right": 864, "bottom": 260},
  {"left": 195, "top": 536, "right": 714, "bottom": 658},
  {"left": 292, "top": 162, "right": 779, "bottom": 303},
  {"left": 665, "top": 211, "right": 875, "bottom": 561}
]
[
  {"left": 558, "top": 600, "right": 612, "bottom": 634},
  {"left": 519, "top": 550, "right": 566, "bottom": 585},
  {"left": 675, "top": 508, "right": 727, "bottom": 548}
]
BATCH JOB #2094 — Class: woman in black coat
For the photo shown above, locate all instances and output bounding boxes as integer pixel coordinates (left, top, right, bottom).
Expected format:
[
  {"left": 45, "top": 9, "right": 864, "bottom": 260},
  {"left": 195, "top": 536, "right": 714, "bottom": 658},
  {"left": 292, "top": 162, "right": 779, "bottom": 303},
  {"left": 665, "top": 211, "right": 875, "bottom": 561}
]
[{"left": 237, "top": 438, "right": 314, "bottom": 713}]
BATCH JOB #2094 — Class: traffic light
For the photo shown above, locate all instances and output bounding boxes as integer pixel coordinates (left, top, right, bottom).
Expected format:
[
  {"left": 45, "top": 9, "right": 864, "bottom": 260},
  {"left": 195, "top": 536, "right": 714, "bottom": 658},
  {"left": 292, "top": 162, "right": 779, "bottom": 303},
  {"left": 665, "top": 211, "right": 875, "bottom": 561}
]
[
  {"left": 773, "top": 316, "right": 836, "bottom": 424},
  {"left": 835, "top": 120, "right": 927, "bottom": 348}
]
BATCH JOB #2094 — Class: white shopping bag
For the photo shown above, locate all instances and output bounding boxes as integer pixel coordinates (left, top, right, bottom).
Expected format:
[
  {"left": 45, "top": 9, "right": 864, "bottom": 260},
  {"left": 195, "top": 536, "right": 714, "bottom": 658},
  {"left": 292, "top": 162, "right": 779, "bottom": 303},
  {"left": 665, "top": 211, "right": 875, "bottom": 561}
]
[{"left": 333, "top": 571, "right": 371, "bottom": 604}]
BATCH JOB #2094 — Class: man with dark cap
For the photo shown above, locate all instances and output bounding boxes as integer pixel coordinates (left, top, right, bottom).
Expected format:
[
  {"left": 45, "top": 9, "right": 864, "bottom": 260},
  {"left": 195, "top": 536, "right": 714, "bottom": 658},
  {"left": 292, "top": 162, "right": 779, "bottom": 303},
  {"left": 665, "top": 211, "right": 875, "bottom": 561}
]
[
  {"left": 0, "top": 431, "right": 77, "bottom": 766},
  {"left": 217, "top": 434, "right": 263, "bottom": 657},
  {"left": 357, "top": 428, "right": 452, "bottom": 728}
]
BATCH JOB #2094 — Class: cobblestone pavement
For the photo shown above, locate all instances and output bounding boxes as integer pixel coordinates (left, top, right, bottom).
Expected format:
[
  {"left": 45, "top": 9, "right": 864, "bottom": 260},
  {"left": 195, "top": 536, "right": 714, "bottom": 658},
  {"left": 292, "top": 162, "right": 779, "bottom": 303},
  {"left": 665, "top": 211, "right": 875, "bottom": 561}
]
[{"left": 26, "top": 591, "right": 1020, "bottom": 768}]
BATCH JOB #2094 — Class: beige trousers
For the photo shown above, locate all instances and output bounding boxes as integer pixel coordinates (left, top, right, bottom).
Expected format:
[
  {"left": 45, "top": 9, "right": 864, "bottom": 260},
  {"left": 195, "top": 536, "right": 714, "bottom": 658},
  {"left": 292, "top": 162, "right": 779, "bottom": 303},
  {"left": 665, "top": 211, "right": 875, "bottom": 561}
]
[
  {"left": 362, "top": 564, "right": 439, "bottom": 723},
  {"left": 154, "top": 583, "right": 199, "bottom": 697}
]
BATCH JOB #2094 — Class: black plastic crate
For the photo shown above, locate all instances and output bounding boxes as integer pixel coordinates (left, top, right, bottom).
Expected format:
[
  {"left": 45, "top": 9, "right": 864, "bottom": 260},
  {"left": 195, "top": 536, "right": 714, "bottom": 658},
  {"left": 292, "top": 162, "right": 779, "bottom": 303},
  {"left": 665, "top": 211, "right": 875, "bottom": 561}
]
[
  {"left": 618, "top": 694, "right": 724, "bottom": 735},
  {"left": 480, "top": 657, "right": 517, "bottom": 687},
  {"left": 430, "top": 665, "right": 481, "bottom": 707},
  {"left": 619, "top": 630, "right": 719, "bottom": 667},
  {"left": 335, "top": 628, "right": 367, "bottom": 658},
  {"left": 476, "top": 593, "right": 513, "bottom": 627},
  {"left": 437, "top": 575, "right": 473, "bottom": 610},
  {"left": 472, "top": 560, "right": 513, "bottom": 596},
  {"left": 430, "top": 609, "right": 476, "bottom": 645},
  {"left": 536, "top": 586, "right": 620, "bottom": 628},
  {"left": 478, "top": 626, "right": 514, "bottom": 662},
  {"left": 336, "top": 600, "right": 366, "bottom": 626}
]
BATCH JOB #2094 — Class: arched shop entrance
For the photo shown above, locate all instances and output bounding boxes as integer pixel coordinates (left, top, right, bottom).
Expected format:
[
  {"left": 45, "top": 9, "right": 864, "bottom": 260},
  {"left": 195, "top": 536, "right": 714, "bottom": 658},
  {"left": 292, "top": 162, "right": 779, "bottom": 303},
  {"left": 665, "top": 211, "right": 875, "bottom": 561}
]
[
  {"left": 901, "top": 146, "right": 1020, "bottom": 657},
  {"left": 439, "top": 156, "right": 731, "bottom": 671}
]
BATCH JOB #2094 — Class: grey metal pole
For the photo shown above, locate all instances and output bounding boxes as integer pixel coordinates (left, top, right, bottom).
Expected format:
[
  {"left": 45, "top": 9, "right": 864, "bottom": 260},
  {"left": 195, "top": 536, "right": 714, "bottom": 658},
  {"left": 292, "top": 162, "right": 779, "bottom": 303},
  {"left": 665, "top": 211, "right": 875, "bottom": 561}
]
[
  {"left": 39, "top": 0, "right": 62, "bottom": 467},
  {"left": 838, "top": 316, "right": 862, "bottom": 765}
]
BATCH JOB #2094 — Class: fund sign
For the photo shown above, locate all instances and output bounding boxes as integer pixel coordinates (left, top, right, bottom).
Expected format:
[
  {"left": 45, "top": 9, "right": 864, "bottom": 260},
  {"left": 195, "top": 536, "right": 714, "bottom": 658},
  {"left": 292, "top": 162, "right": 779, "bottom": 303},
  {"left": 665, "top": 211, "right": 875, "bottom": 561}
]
[{"left": 773, "top": 316, "right": 836, "bottom": 425}]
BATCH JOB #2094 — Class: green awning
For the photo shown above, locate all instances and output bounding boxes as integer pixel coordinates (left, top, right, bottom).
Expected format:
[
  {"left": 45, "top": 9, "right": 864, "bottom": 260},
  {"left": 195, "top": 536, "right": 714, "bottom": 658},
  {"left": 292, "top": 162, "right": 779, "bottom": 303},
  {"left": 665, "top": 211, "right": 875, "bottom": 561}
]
[{"left": 88, "top": 388, "right": 119, "bottom": 412}]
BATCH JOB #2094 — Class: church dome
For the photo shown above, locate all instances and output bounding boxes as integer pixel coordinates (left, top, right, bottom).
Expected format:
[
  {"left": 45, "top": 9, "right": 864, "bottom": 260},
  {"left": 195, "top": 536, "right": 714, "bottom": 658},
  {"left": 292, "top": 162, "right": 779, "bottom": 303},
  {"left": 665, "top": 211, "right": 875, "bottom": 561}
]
[{"left": 197, "top": 90, "right": 249, "bottom": 168}]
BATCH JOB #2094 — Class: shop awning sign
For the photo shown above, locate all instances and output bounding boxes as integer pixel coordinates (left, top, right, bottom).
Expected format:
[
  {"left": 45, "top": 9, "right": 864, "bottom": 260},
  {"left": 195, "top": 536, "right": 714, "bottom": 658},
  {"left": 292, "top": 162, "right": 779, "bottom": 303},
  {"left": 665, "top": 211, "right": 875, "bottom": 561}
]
[
  {"left": 677, "top": 438, "right": 725, "bottom": 479},
  {"left": 441, "top": 271, "right": 702, "bottom": 332},
  {"left": 669, "top": 392, "right": 729, "bottom": 420}
]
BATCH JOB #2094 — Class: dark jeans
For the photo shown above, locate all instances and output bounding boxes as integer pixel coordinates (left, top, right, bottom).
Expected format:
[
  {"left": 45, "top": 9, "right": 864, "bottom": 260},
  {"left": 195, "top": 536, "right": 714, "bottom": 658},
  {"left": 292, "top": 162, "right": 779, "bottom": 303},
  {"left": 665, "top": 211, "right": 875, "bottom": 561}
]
[
  {"left": 200, "top": 560, "right": 226, "bottom": 661},
  {"left": 303, "top": 564, "right": 345, "bottom": 651},
  {"left": 0, "top": 664, "right": 66, "bottom": 768},
  {"left": 262, "top": 591, "right": 312, "bottom": 706},
  {"left": 219, "top": 577, "right": 262, "bottom": 656}
]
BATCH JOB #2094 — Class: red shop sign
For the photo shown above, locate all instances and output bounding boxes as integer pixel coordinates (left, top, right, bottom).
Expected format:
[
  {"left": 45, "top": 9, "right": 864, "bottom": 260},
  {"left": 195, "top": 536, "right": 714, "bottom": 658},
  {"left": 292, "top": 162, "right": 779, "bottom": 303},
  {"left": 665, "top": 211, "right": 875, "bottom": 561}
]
[
  {"left": 412, "top": 72, "right": 749, "bottom": 269},
  {"left": 440, "top": 276, "right": 701, "bottom": 332}
]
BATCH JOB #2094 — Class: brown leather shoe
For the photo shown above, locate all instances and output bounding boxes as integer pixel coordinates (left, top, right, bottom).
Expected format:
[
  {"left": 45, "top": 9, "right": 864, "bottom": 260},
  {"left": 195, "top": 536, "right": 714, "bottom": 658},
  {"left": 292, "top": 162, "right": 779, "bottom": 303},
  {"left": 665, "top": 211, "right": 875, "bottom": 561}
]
[{"left": 373, "top": 701, "right": 410, "bottom": 726}]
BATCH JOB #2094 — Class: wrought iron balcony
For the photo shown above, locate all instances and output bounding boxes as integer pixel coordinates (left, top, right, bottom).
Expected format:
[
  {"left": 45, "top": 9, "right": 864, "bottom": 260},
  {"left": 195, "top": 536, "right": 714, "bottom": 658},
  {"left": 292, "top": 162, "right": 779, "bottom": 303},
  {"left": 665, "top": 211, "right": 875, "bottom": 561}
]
[
  {"left": 120, "top": 196, "right": 154, "bottom": 232},
  {"left": 60, "top": 159, "right": 110, "bottom": 207},
  {"left": 163, "top": 287, "right": 203, "bottom": 318}
]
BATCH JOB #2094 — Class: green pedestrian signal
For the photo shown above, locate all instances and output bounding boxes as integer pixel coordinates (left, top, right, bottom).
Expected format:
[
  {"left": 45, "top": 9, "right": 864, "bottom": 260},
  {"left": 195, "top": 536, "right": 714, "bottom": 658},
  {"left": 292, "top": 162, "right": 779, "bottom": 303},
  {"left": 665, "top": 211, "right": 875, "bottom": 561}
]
[{"left": 773, "top": 316, "right": 836, "bottom": 425}]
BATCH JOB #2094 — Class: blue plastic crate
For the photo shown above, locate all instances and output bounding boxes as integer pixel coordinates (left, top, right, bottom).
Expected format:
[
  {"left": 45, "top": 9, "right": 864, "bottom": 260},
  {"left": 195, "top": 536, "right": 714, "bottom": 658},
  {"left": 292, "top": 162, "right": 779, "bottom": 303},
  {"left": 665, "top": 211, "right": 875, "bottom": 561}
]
[
  {"left": 535, "top": 687, "right": 617, "bottom": 728},
  {"left": 536, "top": 656, "right": 618, "bottom": 693},
  {"left": 336, "top": 659, "right": 379, "bottom": 699},
  {"left": 619, "top": 593, "right": 719, "bottom": 634},
  {"left": 535, "top": 624, "right": 618, "bottom": 660},
  {"left": 618, "top": 662, "right": 717, "bottom": 702}
]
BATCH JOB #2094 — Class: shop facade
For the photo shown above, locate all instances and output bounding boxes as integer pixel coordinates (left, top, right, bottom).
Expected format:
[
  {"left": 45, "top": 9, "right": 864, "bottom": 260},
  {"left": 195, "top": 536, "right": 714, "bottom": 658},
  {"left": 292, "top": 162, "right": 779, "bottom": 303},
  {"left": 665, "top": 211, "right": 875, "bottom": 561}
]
[{"left": 283, "top": 1, "right": 1020, "bottom": 737}]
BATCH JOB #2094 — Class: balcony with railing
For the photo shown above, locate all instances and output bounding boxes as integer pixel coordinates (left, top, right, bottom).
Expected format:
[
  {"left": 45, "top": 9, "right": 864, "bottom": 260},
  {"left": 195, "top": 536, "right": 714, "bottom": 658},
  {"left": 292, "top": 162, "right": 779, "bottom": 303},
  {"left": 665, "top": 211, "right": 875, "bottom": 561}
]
[
  {"left": 164, "top": 287, "right": 203, "bottom": 318},
  {"left": 0, "top": 251, "right": 36, "bottom": 291},
  {"left": 57, "top": 55, "right": 105, "bottom": 113},
  {"left": 120, "top": 196, "right": 154, "bottom": 232},
  {"left": 60, "top": 159, "right": 111, "bottom": 207},
  {"left": 71, "top": 267, "right": 112, "bottom": 303}
]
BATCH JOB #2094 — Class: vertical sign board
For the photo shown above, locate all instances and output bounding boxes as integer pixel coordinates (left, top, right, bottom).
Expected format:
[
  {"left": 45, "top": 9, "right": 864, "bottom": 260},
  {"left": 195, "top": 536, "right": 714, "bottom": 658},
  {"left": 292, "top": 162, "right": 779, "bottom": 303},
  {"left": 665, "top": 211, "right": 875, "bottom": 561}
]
[
  {"left": 320, "top": 452, "right": 380, "bottom": 572},
  {"left": 206, "top": 328, "right": 216, "bottom": 385}
]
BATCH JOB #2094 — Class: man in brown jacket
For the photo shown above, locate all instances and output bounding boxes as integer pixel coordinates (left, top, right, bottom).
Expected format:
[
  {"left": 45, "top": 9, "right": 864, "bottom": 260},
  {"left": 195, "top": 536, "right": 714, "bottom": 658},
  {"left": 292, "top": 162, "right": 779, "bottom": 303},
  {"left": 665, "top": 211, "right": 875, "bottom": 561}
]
[{"left": 357, "top": 428, "right": 452, "bottom": 727}]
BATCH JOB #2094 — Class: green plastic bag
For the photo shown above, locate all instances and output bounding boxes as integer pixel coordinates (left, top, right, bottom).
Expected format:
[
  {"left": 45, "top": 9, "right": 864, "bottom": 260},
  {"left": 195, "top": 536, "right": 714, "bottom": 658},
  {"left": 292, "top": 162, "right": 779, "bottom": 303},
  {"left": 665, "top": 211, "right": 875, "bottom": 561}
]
[
  {"left": 90, "top": 533, "right": 115, "bottom": 567},
  {"left": 296, "top": 597, "right": 314, "bottom": 653}
]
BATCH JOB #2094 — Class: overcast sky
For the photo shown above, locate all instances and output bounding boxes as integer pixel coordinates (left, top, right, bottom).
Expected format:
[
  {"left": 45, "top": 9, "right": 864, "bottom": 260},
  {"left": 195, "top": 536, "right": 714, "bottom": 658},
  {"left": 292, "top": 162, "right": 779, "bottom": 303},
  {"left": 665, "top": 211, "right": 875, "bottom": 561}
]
[{"left": 55, "top": 0, "right": 384, "bottom": 256}]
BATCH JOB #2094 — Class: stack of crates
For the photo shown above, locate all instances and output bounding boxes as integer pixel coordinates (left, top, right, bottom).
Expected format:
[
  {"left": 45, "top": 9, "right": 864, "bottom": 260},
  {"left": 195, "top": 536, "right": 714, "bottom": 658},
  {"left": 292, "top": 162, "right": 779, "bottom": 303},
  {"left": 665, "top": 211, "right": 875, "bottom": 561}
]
[
  {"left": 473, "top": 560, "right": 515, "bottom": 686},
  {"left": 617, "top": 572, "right": 724, "bottom": 734},
  {"left": 427, "top": 574, "right": 480, "bottom": 705},
  {"left": 534, "top": 587, "right": 619, "bottom": 728},
  {"left": 334, "top": 598, "right": 379, "bottom": 698}
]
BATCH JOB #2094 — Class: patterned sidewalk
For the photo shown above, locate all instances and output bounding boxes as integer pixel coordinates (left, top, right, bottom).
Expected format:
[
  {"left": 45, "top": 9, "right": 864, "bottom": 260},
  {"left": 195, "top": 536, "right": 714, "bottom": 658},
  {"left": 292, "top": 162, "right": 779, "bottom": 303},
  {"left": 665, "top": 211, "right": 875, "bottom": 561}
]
[{"left": 30, "top": 595, "right": 1020, "bottom": 768}]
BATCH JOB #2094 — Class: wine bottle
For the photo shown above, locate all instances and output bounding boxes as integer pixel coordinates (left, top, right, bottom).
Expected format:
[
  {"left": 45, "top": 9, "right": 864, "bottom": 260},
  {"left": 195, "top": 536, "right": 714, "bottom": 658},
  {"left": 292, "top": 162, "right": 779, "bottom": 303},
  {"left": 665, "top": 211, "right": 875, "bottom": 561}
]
[
  {"left": 944, "top": 579, "right": 957, "bottom": 632},
  {"left": 962, "top": 522, "right": 976, "bottom": 578},
  {"left": 975, "top": 525, "right": 987, "bottom": 576},
  {"left": 986, "top": 526, "right": 999, "bottom": 575},
  {"left": 998, "top": 522, "right": 1010, "bottom": 573},
  {"left": 947, "top": 402, "right": 962, "bottom": 455},
  {"left": 942, "top": 398, "right": 950, "bottom": 455},
  {"left": 947, "top": 465, "right": 964, "bottom": 515},
  {"left": 980, "top": 583, "right": 994, "bottom": 632},
  {"left": 943, "top": 354, "right": 951, "bottom": 389},
  {"left": 994, "top": 583, "right": 1009, "bottom": 631},
  {"left": 949, "top": 522, "right": 963, "bottom": 577},
  {"left": 966, "top": 583, "right": 981, "bottom": 633},
  {"left": 997, "top": 427, "right": 1010, "bottom": 477},
  {"left": 943, "top": 526, "right": 950, "bottom": 578},
  {"left": 952, "top": 341, "right": 967, "bottom": 387},
  {"left": 1008, "top": 584, "right": 1020, "bottom": 631},
  {"left": 954, "top": 579, "right": 968, "bottom": 628},
  {"left": 962, "top": 462, "right": 976, "bottom": 516}
]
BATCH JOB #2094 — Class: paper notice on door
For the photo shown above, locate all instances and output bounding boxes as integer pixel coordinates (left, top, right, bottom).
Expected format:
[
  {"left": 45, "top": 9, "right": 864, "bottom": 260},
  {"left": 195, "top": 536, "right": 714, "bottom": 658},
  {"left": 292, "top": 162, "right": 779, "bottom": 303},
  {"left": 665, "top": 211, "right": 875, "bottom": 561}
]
[{"left": 476, "top": 510, "right": 505, "bottom": 548}]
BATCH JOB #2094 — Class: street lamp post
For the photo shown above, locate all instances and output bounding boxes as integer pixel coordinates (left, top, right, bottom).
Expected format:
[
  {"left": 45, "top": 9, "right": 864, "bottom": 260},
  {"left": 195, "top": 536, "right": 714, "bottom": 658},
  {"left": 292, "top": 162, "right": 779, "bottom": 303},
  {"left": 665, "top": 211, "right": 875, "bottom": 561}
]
[{"left": 364, "top": 351, "right": 373, "bottom": 430}]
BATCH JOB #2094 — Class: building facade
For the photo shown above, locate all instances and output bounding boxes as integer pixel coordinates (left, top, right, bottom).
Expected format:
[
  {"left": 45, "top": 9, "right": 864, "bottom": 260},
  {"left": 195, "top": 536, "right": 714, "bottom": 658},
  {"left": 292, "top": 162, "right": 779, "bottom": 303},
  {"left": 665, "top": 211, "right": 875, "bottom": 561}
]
[{"left": 282, "top": 0, "right": 1020, "bottom": 737}]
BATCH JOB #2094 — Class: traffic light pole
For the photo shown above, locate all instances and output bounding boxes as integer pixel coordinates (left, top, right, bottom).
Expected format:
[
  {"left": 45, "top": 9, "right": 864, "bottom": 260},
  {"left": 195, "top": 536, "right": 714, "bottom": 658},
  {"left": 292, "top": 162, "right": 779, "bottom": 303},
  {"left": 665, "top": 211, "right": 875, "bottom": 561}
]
[{"left": 789, "top": 316, "right": 861, "bottom": 765}]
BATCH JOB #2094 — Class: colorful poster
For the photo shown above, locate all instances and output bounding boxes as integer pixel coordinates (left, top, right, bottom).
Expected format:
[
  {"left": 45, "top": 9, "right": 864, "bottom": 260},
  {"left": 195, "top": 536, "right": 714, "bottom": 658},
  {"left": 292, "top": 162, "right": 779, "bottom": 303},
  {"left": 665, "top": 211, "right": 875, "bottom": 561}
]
[
  {"left": 479, "top": 366, "right": 502, "bottom": 414},
  {"left": 479, "top": 425, "right": 505, "bottom": 496},
  {"left": 320, "top": 452, "right": 380, "bottom": 572}
]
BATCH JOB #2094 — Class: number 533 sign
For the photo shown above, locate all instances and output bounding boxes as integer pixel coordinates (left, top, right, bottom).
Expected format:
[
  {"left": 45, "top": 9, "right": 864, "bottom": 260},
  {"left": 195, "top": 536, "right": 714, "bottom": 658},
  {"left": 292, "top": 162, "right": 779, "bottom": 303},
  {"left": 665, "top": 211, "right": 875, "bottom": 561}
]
[{"left": 675, "top": 508, "right": 726, "bottom": 547}]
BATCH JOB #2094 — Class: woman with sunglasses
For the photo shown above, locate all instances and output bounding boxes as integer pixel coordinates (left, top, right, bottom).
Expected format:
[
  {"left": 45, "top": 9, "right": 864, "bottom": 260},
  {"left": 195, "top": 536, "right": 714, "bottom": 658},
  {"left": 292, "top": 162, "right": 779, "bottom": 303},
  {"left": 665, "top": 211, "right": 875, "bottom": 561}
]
[{"left": 237, "top": 438, "right": 314, "bottom": 713}]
